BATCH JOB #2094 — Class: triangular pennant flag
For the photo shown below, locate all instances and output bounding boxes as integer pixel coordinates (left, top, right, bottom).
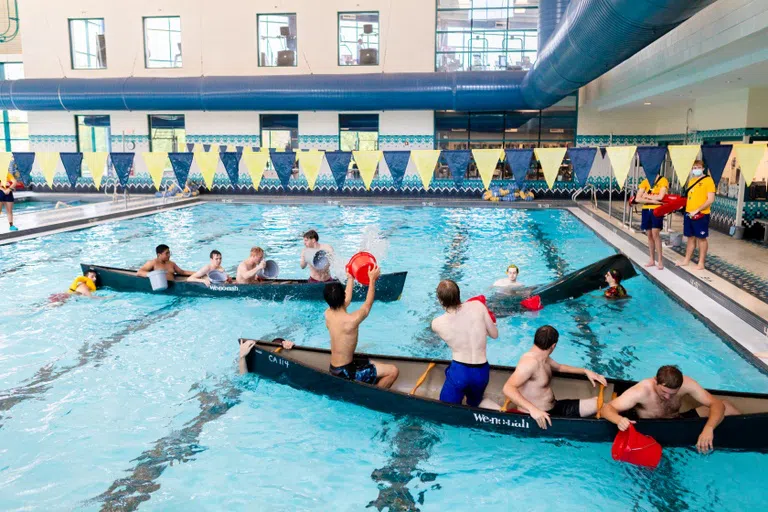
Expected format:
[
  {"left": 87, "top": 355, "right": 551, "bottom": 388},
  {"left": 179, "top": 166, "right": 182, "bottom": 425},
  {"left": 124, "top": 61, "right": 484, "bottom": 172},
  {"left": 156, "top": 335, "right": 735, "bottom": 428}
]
[
  {"left": 298, "top": 150, "right": 325, "bottom": 191},
  {"left": 383, "top": 151, "right": 410, "bottom": 189},
  {"left": 218, "top": 145, "right": 227, "bottom": 153},
  {"left": 325, "top": 151, "right": 352, "bottom": 190},
  {"left": 270, "top": 151, "right": 296, "bottom": 190},
  {"left": 635, "top": 146, "right": 667, "bottom": 184},
  {"left": 142, "top": 152, "right": 169, "bottom": 191},
  {"left": 668, "top": 145, "right": 700, "bottom": 185},
  {"left": 236, "top": 146, "right": 244, "bottom": 154},
  {"left": 472, "top": 148, "right": 503, "bottom": 190},
  {"left": 353, "top": 150, "right": 383, "bottom": 190},
  {"left": 505, "top": 149, "right": 534, "bottom": 188},
  {"left": 733, "top": 143, "right": 767, "bottom": 186},
  {"left": 600, "top": 147, "right": 607, "bottom": 159},
  {"left": 410, "top": 150, "right": 441, "bottom": 190},
  {"left": 203, "top": 144, "right": 211, "bottom": 152},
  {"left": 83, "top": 152, "right": 109, "bottom": 189},
  {"left": 220, "top": 152, "right": 242, "bottom": 186},
  {"left": 186, "top": 143, "right": 195, "bottom": 152},
  {"left": 700, "top": 145, "right": 733, "bottom": 186},
  {"left": 442, "top": 150, "right": 471, "bottom": 186},
  {"left": 110, "top": 153, "right": 135, "bottom": 187},
  {"left": 195, "top": 151, "right": 220, "bottom": 189},
  {"left": 0, "top": 153, "right": 13, "bottom": 184},
  {"left": 38, "top": 152, "right": 61, "bottom": 188},
  {"left": 12, "top": 152, "right": 36, "bottom": 185},
  {"left": 169, "top": 152, "right": 194, "bottom": 187},
  {"left": 534, "top": 147, "right": 568, "bottom": 190},
  {"left": 566, "top": 147, "right": 596, "bottom": 187},
  {"left": 59, "top": 152, "right": 84, "bottom": 187},
  {"left": 226, "top": 145, "right": 236, "bottom": 152},
  {"left": 605, "top": 146, "right": 637, "bottom": 190},
  {"left": 241, "top": 151, "right": 270, "bottom": 190}
]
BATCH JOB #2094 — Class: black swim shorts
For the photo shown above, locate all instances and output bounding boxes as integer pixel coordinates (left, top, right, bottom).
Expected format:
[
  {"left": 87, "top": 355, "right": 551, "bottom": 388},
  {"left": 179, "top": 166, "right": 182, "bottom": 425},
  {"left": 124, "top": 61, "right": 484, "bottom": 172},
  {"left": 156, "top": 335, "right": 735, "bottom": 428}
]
[
  {"left": 547, "top": 398, "right": 581, "bottom": 418},
  {"left": 329, "top": 357, "right": 378, "bottom": 385}
]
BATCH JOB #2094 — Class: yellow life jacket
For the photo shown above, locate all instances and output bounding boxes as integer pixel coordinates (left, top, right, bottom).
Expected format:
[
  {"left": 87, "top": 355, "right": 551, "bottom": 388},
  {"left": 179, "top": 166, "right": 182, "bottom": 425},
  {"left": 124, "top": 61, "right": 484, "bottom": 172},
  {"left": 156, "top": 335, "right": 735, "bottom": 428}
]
[{"left": 69, "top": 276, "right": 96, "bottom": 294}]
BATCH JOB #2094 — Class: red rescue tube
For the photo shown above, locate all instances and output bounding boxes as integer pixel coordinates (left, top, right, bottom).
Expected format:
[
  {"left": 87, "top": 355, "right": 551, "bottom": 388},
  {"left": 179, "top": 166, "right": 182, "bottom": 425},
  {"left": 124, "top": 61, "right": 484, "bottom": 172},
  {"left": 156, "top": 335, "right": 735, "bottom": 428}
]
[
  {"left": 652, "top": 195, "right": 687, "bottom": 218},
  {"left": 467, "top": 295, "right": 496, "bottom": 323}
]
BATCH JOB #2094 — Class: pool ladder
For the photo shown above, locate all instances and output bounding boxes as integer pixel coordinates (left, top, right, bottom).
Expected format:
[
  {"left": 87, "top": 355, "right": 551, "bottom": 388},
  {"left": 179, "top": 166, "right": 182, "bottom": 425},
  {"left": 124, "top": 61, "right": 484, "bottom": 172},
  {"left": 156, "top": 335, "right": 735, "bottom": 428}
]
[{"left": 103, "top": 179, "right": 129, "bottom": 209}]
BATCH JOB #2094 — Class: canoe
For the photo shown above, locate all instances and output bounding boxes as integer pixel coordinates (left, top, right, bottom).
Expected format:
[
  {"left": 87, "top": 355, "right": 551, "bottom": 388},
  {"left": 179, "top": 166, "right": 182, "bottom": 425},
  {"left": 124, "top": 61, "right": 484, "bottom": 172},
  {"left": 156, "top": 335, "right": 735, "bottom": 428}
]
[
  {"left": 80, "top": 263, "right": 407, "bottom": 302},
  {"left": 243, "top": 340, "right": 768, "bottom": 451}
]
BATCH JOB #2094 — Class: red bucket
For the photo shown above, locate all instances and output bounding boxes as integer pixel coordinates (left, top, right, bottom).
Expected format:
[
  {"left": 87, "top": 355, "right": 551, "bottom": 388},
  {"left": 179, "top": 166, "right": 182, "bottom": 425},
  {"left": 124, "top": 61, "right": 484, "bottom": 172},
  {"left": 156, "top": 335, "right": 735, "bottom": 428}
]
[
  {"left": 611, "top": 425, "right": 662, "bottom": 469},
  {"left": 346, "top": 252, "right": 377, "bottom": 285}
]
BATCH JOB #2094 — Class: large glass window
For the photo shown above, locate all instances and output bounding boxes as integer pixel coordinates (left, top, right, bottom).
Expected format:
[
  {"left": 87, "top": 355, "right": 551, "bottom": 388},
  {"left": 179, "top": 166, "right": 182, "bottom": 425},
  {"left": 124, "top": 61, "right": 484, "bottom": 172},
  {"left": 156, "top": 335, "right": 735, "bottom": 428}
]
[
  {"left": 0, "top": 63, "right": 28, "bottom": 151},
  {"left": 339, "top": 114, "right": 378, "bottom": 151},
  {"left": 338, "top": 12, "right": 379, "bottom": 66},
  {"left": 76, "top": 115, "right": 111, "bottom": 152},
  {"left": 69, "top": 19, "right": 107, "bottom": 69},
  {"left": 144, "top": 16, "right": 182, "bottom": 69},
  {"left": 436, "top": 0, "right": 538, "bottom": 72},
  {"left": 257, "top": 14, "right": 297, "bottom": 67},
  {"left": 261, "top": 114, "right": 298, "bottom": 150},
  {"left": 149, "top": 115, "right": 185, "bottom": 152}
]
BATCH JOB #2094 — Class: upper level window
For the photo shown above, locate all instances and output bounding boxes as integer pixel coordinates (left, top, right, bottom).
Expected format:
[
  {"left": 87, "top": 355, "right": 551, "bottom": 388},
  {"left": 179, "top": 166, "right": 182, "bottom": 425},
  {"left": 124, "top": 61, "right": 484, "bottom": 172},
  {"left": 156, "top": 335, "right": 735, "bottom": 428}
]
[
  {"left": 149, "top": 115, "right": 185, "bottom": 152},
  {"left": 76, "top": 115, "right": 111, "bottom": 152},
  {"left": 436, "top": 0, "right": 538, "bottom": 72},
  {"left": 258, "top": 14, "right": 297, "bottom": 67},
  {"left": 144, "top": 16, "right": 182, "bottom": 69},
  {"left": 339, "top": 114, "right": 378, "bottom": 151},
  {"left": 0, "top": 63, "right": 28, "bottom": 152},
  {"left": 338, "top": 12, "right": 379, "bottom": 66},
  {"left": 69, "top": 19, "right": 107, "bottom": 69},
  {"left": 261, "top": 114, "right": 298, "bottom": 150}
]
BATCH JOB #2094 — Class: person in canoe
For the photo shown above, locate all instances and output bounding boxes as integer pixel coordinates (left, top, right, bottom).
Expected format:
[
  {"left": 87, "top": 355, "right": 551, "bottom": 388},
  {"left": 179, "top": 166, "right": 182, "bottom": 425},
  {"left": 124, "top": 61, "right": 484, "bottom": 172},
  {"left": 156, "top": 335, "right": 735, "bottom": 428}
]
[
  {"left": 324, "top": 266, "right": 399, "bottom": 388},
  {"left": 493, "top": 264, "right": 525, "bottom": 292},
  {"left": 300, "top": 229, "right": 334, "bottom": 282},
  {"left": 502, "top": 325, "right": 608, "bottom": 429},
  {"left": 137, "top": 244, "right": 194, "bottom": 281},
  {"left": 187, "top": 249, "right": 231, "bottom": 287},
  {"left": 604, "top": 269, "right": 628, "bottom": 299},
  {"left": 600, "top": 365, "right": 740, "bottom": 453},
  {"left": 239, "top": 338, "right": 295, "bottom": 374},
  {"left": 431, "top": 280, "right": 498, "bottom": 407},
  {"left": 236, "top": 246, "right": 268, "bottom": 284}
]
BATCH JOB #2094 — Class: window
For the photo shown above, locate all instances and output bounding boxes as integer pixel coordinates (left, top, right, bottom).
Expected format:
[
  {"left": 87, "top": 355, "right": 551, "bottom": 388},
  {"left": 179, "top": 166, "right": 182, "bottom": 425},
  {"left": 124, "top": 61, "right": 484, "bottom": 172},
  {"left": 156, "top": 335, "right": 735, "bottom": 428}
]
[
  {"left": 258, "top": 14, "right": 297, "bottom": 67},
  {"left": 76, "top": 115, "right": 111, "bottom": 152},
  {"left": 436, "top": 0, "right": 538, "bottom": 72},
  {"left": 339, "top": 114, "right": 378, "bottom": 151},
  {"left": 149, "top": 115, "right": 185, "bottom": 152},
  {"left": 261, "top": 114, "right": 298, "bottom": 150},
  {"left": 0, "top": 63, "right": 28, "bottom": 151},
  {"left": 338, "top": 12, "right": 379, "bottom": 66},
  {"left": 144, "top": 16, "right": 182, "bottom": 68},
  {"left": 69, "top": 18, "right": 107, "bottom": 69}
]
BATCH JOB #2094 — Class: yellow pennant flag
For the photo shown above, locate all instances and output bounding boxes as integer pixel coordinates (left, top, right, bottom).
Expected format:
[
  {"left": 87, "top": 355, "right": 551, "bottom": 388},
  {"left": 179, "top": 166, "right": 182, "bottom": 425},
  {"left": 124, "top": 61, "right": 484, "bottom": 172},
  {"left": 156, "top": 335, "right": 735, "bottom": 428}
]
[
  {"left": 605, "top": 146, "right": 637, "bottom": 190},
  {"left": 410, "top": 150, "right": 441, "bottom": 190},
  {"left": 192, "top": 143, "right": 204, "bottom": 153},
  {"left": 668, "top": 145, "right": 700, "bottom": 185},
  {"left": 534, "top": 147, "right": 568, "bottom": 190},
  {"left": 195, "top": 151, "right": 220, "bottom": 189},
  {"left": 226, "top": 145, "right": 236, "bottom": 152},
  {"left": 242, "top": 146, "right": 253, "bottom": 154},
  {"left": 38, "top": 152, "right": 60, "bottom": 187},
  {"left": 472, "top": 148, "right": 503, "bottom": 190},
  {"left": 241, "top": 151, "right": 270, "bottom": 190},
  {"left": 142, "top": 152, "right": 169, "bottom": 191},
  {"left": 0, "top": 152, "right": 13, "bottom": 184},
  {"left": 82, "top": 152, "right": 109, "bottom": 189},
  {"left": 733, "top": 143, "right": 768, "bottom": 186},
  {"left": 353, "top": 150, "right": 383, "bottom": 190},
  {"left": 298, "top": 150, "right": 325, "bottom": 191}
]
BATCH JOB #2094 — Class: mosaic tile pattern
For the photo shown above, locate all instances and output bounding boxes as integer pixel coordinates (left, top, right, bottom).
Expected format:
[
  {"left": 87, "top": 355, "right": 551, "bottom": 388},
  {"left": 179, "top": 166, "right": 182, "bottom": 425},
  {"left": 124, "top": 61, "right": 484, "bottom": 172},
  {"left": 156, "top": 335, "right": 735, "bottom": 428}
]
[{"left": 186, "top": 134, "right": 260, "bottom": 145}]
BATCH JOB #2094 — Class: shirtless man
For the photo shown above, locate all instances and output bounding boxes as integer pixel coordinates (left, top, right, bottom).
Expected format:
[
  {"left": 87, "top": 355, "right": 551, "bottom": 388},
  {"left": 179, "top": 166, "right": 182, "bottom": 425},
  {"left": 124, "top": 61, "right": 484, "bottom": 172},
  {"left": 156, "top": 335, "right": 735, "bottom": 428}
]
[
  {"left": 502, "top": 325, "right": 607, "bottom": 429},
  {"left": 236, "top": 247, "right": 268, "bottom": 284},
  {"left": 600, "top": 365, "right": 737, "bottom": 454},
  {"left": 300, "top": 229, "right": 334, "bottom": 282},
  {"left": 493, "top": 264, "right": 524, "bottom": 291},
  {"left": 324, "top": 266, "right": 399, "bottom": 388},
  {"left": 137, "top": 244, "right": 193, "bottom": 281},
  {"left": 431, "top": 280, "right": 498, "bottom": 406},
  {"left": 187, "top": 249, "right": 231, "bottom": 287}
]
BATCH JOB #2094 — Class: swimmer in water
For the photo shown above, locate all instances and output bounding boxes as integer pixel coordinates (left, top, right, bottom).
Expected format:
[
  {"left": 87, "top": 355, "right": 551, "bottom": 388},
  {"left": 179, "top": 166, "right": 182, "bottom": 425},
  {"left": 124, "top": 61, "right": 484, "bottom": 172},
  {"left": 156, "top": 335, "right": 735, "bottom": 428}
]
[
  {"left": 604, "top": 269, "right": 628, "bottom": 299},
  {"left": 493, "top": 264, "right": 524, "bottom": 290},
  {"left": 49, "top": 268, "right": 103, "bottom": 304}
]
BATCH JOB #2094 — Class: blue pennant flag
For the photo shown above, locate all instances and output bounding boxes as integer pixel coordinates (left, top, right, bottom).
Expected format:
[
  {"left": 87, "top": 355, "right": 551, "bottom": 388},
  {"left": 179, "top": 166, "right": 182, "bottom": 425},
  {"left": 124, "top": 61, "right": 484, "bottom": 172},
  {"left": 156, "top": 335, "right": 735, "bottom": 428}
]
[
  {"left": 701, "top": 145, "right": 733, "bottom": 186},
  {"left": 236, "top": 146, "right": 244, "bottom": 154},
  {"left": 636, "top": 146, "right": 667, "bottom": 184},
  {"left": 270, "top": 151, "right": 295, "bottom": 189},
  {"left": 442, "top": 150, "right": 472, "bottom": 186},
  {"left": 383, "top": 151, "right": 410, "bottom": 189},
  {"left": 109, "top": 153, "right": 135, "bottom": 187},
  {"left": 505, "top": 149, "right": 534, "bottom": 188},
  {"left": 203, "top": 144, "right": 211, "bottom": 152},
  {"left": 325, "top": 151, "right": 352, "bottom": 190},
  {"left": 220, "top": 152, "right": 241, "bottom": 185},
  {"left": 169, "top": 152, "right": 194, "bottom": 186},
  {"left": 219, "top": 145, "right": 227, "bottom": 153},
  {"left": 12, "top": 152, "right": 36, "bottom": 185},
  {"left": 599, "top": 147, "right": 607, "bottom": 159},
  {"left": 60, "top": 152, "right": 84, "bottom": 187},
  {"left": 186, "top": 143, "right": 195, "bottom": 152},
  {"left": 566, "top": 148, "right": 596, "bottom": 187}
]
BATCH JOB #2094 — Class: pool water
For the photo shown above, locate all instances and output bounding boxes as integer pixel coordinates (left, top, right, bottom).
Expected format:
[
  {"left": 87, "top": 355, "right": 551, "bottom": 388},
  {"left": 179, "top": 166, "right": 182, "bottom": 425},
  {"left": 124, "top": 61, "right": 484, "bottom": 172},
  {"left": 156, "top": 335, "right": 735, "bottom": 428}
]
[
  {"left": 0, "top": 203, "right": 765, "bottom": 511},
  {"left": 0, "top": 199, "right": 84, "bottom": 216}
]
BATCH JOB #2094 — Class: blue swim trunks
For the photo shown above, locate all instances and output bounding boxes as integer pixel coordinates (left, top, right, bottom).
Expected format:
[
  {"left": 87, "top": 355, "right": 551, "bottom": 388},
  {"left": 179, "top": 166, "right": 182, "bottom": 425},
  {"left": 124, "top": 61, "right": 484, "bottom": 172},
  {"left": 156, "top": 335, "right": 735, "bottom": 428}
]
[
  {"left": 683, "top": 213, "right": 710, "bottom": 239},
  {"left": 640, "top": 209, "right": 664, "bottom": 231},
  {"left": 440, "top": 360, "right": 490, "bottom": 407},
  {"left": 329, "top": 357, "right": 378, "bottom": 385}
]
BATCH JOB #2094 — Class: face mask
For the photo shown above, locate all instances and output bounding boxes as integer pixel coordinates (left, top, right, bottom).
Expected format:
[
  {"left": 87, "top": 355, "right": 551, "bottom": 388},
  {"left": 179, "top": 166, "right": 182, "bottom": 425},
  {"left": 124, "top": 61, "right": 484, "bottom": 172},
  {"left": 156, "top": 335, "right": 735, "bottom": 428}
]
[{"left": 691, "top": 168, "right": 703, "bottom": 176}]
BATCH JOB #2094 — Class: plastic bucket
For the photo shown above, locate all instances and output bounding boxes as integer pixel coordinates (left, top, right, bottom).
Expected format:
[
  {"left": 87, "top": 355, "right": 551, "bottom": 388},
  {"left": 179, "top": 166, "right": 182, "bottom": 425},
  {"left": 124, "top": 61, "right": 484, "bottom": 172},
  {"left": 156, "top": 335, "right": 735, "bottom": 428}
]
[
  {"left": 257, "top": 260, "right": 280, "bottom": 279},
  {"left": 312, "top": 250, "right": 330, "bottom": 271},
  {"left": 611, "top": 425, "right": 662, "bottom": 468},
  {"left": 208, "top": 270, "right": 228, "bottom": 283},
  {"left": 148, "top": 270, "right": 168, "bottom": 291},
  {"left": 346, "top": 252, "right": 377, "bottom": 285}
]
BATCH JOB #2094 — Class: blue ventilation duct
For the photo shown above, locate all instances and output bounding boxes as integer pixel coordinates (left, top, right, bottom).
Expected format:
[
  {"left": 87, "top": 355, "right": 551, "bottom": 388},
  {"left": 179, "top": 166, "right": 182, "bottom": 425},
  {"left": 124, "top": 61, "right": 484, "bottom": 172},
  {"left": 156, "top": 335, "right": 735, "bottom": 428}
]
[
  {"left": 538, "top": 0, "right": 571, "bottom": 52},
  {"left": 0, "top": 0, "right": 716, "bottom": 112}
]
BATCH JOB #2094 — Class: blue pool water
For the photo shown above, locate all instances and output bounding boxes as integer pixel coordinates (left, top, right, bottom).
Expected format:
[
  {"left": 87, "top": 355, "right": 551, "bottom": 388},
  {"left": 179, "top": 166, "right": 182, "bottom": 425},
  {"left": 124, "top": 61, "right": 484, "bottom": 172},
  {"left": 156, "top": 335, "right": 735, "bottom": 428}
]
[{"left": 0, "top": 203, "right": 766, "bottom": 510}]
